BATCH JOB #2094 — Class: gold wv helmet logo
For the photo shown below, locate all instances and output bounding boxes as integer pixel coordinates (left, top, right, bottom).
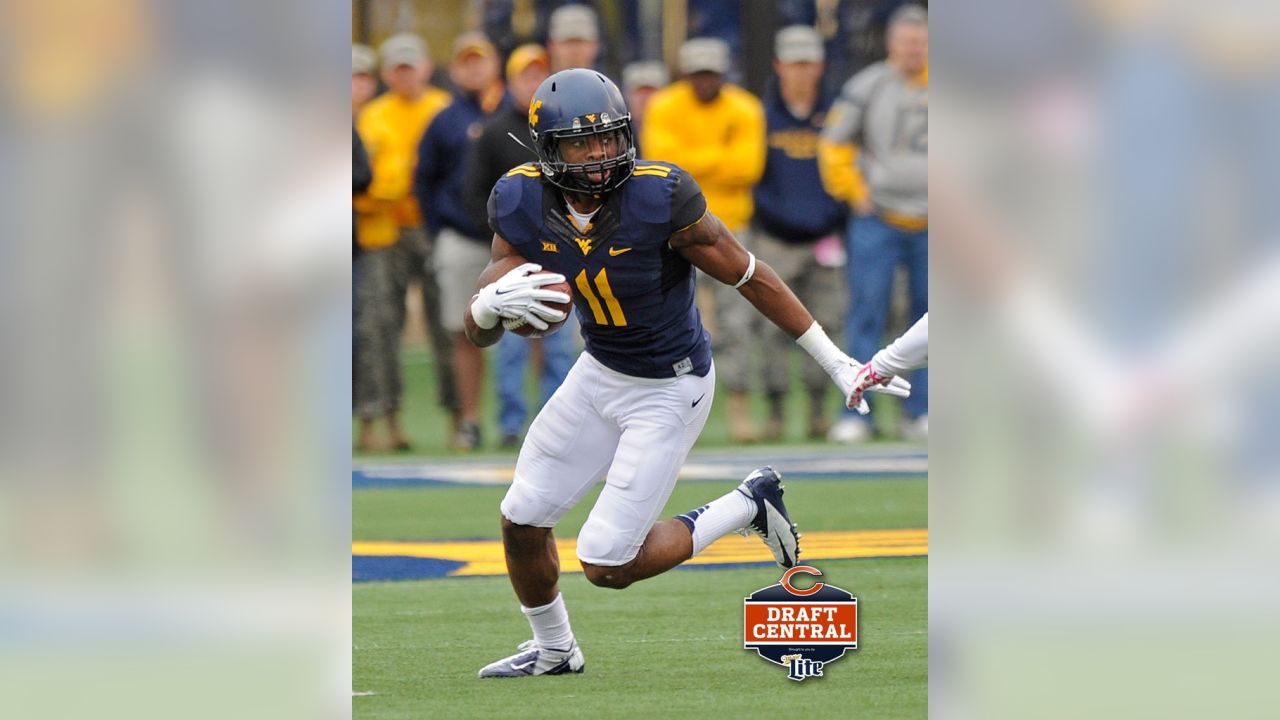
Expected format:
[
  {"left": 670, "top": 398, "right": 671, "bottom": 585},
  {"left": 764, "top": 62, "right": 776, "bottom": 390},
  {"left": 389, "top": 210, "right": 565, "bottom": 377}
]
[{"left": 529, "top": 99, "right": 543, "bottom": 127}]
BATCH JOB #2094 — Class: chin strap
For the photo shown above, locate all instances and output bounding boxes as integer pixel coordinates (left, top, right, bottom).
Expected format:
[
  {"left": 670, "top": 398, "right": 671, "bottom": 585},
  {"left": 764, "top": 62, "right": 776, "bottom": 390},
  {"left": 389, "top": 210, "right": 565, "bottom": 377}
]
[{"left": 732, "top": 252, "right": 757, "bottom": 289}]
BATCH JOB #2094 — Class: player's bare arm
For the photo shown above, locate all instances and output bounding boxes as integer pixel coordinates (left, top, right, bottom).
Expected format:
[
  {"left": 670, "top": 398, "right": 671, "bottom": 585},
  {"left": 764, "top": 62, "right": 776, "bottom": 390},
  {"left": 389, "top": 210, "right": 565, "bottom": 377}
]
[
  {"left": 670, "top": 212, "right": 814, "bottom": 338},
  {"left": 464, "top": 233, "right": 571, "bottom": 348}
]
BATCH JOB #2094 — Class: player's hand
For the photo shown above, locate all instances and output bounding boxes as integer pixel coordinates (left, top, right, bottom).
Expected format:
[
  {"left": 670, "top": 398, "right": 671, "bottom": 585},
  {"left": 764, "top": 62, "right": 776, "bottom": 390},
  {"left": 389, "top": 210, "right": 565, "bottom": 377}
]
[
  {"left": 471, "top": 263, "right": 570, "bottom": 329},
  {"left": 505, "top": 309, "right": 550, "bottom": 332},
  {"left": 830, "top": 357, "right": 911, "bottom": 414},
  {"left": 845, "top": 361, "right": 895, "bottom": 413}
]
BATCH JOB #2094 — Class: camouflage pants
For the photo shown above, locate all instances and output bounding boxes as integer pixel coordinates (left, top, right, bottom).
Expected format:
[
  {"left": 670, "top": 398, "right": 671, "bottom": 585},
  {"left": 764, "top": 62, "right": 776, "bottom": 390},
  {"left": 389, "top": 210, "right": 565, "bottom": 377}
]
[
  {"left": 394, "top": 227, "right": 458, "bottom": 415},
  {"left": 751, "top": 227, "right": 847, "bottom": 394},
  {"left": 353, "top": 227, "right": 457, "bottom": 419},
  {"left": 709, "top": 227, "right": 763, "bottom": 393}
]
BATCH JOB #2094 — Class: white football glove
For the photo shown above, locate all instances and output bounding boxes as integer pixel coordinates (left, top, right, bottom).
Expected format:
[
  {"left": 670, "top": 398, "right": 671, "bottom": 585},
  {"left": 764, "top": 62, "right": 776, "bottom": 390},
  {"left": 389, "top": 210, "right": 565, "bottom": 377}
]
[
  {"left": 470, "top": 262, "right": 571, "bottom": 330},
  {"left": 832, "top": 360, "right": 911, "bottom": 415}
]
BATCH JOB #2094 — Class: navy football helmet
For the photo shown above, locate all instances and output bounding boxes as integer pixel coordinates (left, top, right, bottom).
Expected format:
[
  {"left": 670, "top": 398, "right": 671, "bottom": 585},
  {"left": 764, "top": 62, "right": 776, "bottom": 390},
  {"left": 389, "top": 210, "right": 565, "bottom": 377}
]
[{"left": 527, "top": 68, "right": 635, "bottom": 194}]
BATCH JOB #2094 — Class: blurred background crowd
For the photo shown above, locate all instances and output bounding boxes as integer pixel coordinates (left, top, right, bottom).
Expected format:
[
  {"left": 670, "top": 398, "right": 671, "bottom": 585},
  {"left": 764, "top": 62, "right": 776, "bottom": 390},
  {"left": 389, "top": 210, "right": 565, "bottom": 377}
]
[{"left": 351, "top": 0, "right": 929, "bottom": 454}]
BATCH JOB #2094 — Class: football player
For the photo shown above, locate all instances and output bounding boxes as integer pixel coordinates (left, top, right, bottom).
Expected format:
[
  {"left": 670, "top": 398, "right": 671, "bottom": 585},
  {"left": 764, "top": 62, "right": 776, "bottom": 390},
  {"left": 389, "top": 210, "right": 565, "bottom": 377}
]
[{"left": 464, "top": 68, "right": 910, "bottom": 677}]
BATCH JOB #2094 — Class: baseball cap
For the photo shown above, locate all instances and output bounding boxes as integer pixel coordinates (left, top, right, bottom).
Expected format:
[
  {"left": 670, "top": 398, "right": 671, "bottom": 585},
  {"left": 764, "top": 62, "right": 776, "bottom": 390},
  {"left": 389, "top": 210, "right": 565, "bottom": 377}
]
[
  {"left": 548, "top": 4, "right": 599, "bottom": 42},
  {"left": 506, "top": 43, "right": 550, "bottom": 79},
  {"left": 775, "top": 25, "right": 824, "bottom": 63},
  {"left": 352, "top": 44, "right": 377, "bottom": 75},
  {"left": 679, "top": 38, "right": 730, "bottom": 75},
  {"left": 622, "top": 61, "right": 669, "bottom": 92},
  {"left": 380, "top": 33, "right": 427, "bottom": 68},
  {"left": 452, "top": 32, "right": 497, "bottom": 61}
]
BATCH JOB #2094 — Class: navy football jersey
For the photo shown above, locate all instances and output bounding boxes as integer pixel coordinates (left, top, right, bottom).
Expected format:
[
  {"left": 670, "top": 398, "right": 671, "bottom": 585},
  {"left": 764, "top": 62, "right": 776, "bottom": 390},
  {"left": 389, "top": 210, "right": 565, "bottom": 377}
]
[{"left": 487, "top": 160, "right": 711, "bottom": 379}]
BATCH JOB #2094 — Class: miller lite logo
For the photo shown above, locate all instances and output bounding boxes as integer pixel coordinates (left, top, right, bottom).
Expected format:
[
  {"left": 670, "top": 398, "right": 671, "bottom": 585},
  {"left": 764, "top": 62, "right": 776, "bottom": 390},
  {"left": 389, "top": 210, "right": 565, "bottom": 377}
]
[{"left": 744, "top": 566, "right": 857, "bottom": 682}]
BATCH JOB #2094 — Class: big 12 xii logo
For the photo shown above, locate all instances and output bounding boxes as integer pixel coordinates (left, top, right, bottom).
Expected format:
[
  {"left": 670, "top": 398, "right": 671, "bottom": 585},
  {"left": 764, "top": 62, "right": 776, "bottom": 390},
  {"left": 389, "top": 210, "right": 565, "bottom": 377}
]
[{"left": 744, "top": 566, "right": 857, "bottom": 682}]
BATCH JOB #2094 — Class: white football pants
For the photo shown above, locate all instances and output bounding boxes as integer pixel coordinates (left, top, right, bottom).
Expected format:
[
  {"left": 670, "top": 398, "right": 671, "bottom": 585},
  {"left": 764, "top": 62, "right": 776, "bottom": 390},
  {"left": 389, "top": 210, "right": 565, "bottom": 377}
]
[{"left": 500, "top": 352, "right": 715, "bottom": 566}]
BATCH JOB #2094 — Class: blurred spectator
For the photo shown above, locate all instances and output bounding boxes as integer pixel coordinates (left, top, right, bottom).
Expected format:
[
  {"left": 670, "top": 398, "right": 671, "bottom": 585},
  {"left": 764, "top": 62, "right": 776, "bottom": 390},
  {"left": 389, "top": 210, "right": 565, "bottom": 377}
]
[
  {"left": 352, "top": 44, "right": 378, "bottom": 118},
  {"left": 354, "top": 33, "right": 454, "bottom": 452},
  {"left": 463, "top": 44, "right": 574, "bottom": 448},
  {"left": 642, "top": 37, "right": 767, "bottom": 442},
  {"left": 819, "top": 4, "right": 928, "bottom": 442},
  {"left": 752, "top": 26, "right": 849, "bottom": 440},
  {"left": 621, "top": 60, "right": 668, "bottom": 153},
  {"left": 414, "top": 33, "right": 508, "bottom": 451},
  {"left": 688, "top": 0, "right": 744, "bottom": 82},
  {"left": 547, "top": 3, "right": 601, "bottom": 71},
  {"left": 354, "top": 126, "right": 371, "bottom": 257},
  {"left": 779, "top": 0, "right": 929, "bottom": 95}
]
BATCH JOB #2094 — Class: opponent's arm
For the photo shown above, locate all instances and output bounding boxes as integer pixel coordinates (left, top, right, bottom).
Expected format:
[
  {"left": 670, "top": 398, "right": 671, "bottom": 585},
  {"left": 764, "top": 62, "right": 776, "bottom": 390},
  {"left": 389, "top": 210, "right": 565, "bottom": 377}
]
[
  {"left": 671, "top": 212, "right": 909, "bottom": 411},
  {"left": 844, "top": 313, "right": 930, "bottom": 411},
  {"left": 463, "top": 234, "right": 570, "bottom": 348}
]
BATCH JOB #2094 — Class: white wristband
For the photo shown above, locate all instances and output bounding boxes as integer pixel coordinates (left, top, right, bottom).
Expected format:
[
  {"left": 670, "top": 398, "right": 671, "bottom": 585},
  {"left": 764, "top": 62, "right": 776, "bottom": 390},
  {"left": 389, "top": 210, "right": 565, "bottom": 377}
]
[
  {"left": 470, "top": 293, "right": 499, "bottom": 330},
  {"left": 795, "top": 322, "right": 845, "bottom": 374},
  {"left": 732, "top": 252, "right": 757, "bottom": 289}
]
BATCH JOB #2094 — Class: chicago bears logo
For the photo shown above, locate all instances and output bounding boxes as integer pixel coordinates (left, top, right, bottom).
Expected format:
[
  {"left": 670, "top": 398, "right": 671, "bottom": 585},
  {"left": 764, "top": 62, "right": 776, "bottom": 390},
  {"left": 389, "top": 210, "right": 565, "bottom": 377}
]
[
  {"left": 574, "top": 237, "right": 593, "bottom": 255},
  {"left": 744, "top": 566, "right": 858, "bottom": 682}
]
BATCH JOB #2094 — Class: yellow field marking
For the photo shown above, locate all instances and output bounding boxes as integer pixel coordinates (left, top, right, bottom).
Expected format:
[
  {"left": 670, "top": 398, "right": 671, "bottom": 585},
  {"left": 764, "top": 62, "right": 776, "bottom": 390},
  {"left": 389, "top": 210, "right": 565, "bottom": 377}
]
[{"left": 353, "top": 528, "right": 926, "bottom": 577}]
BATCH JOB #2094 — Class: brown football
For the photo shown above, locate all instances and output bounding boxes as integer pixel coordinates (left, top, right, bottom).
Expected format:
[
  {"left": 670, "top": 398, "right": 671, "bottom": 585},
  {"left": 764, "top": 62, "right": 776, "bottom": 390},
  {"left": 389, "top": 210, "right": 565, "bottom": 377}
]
[{"left": 501, "top": 269, "right": 573, "bottom": 339}]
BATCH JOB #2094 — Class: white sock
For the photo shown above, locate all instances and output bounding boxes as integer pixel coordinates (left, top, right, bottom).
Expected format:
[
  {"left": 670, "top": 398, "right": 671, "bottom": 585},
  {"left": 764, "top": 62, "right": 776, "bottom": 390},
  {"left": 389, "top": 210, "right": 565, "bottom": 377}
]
[
  {"left": 677, "top": 488, "right": 756, "bottom": 556},
  {"left": 522, "top": 593, "right": 575, "bottom": 651}
]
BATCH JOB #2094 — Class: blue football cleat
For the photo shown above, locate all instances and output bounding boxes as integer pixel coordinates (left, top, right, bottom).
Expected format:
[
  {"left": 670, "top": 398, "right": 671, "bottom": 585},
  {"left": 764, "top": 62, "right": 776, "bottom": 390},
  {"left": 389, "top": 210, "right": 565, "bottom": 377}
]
[
  {"left": 737, "top": 466, "right": 801, "bottom": 568},
  {"left": 478, "top": 639, "right": 585, "bottom": 678}
]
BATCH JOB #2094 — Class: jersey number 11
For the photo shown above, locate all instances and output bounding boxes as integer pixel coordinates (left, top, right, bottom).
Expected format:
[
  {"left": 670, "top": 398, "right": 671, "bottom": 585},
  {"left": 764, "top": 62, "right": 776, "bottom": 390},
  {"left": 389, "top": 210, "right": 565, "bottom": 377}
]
[{"left": 575, "top": 268, "right": 628, "bottom": 327}]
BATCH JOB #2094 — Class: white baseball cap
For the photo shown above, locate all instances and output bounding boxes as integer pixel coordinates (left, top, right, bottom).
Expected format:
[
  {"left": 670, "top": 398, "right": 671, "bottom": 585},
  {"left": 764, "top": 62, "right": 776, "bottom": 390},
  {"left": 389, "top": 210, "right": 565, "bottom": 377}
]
[
  {"left": 622, "top": 61, "right": 669, "bottom": 92},
  {"left": 679, "top": 37, "right": 730, "bottom": 75},
  {"left": 775, "top": 25, "right": 824, "bottom": 63},
  {"left": 380, "top": 33, "right": 427, "bottom": 68},
  {"left": 352, "top": 44, "right": 377, "bottom": 75},
  {"left": 548, "top": 4, "right": 599, "bottom": 42}
]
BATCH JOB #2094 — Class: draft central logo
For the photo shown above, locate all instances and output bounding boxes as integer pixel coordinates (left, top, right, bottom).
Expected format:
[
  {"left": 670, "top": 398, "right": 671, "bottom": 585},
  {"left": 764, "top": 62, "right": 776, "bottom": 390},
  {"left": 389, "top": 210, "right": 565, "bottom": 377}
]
[{"left": 744, "top": 566, "right": 857, "bottom": 682}]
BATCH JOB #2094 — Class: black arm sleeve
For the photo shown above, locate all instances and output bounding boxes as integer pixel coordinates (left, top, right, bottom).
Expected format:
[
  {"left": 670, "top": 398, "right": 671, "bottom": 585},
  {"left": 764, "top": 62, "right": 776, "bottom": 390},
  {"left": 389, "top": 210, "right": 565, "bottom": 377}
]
[
  {"left": 353, "top": 127, "right": 371, "bottom": 195},
  {"left": 463, "top": 131, "right": 493, "bottom": 234},
  {"left": 486, "top": 183, "right": 504, "bottom": 240},
  {"left": 669, "top": 169, "right": 708, "bottom": 233}
]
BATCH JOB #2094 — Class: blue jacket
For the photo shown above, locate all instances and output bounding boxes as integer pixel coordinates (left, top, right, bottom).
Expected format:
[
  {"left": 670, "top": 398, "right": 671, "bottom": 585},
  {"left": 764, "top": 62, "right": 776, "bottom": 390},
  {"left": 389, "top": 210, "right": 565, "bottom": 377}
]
[
  {"left": 752, "top": 81, "right": 847, "bottom": 243},
  {"left": 415, "top": 89, "right": 509, "bottom": 240}
]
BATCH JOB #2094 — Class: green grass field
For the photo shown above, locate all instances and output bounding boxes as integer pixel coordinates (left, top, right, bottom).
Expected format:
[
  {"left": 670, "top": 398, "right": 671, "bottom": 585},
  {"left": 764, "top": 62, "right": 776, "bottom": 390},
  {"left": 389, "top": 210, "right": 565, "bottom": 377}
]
[
  {"left": 353, "top": 476, "right": 927, "bottom": 718},
  {"left": 354, "top": 343, "right": 926, "bottom": 717}
]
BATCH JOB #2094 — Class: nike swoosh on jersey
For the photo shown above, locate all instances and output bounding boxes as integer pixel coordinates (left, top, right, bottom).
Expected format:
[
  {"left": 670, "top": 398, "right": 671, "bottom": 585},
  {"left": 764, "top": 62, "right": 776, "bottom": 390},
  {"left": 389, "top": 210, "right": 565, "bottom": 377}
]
[{"left": 608, "top": 246, "right": 633, "bottom": 256}]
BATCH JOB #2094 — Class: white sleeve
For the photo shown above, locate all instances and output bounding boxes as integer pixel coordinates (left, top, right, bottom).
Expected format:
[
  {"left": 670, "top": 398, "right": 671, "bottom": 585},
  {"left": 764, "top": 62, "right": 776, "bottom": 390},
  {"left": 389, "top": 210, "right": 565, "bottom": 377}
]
[{"left": 871, "top": 313, "right": 929, "bottom": 376}]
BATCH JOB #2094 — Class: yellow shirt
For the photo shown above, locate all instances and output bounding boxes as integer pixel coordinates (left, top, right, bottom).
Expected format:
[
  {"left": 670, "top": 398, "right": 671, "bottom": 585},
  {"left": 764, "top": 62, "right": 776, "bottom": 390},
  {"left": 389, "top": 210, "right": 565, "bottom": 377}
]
[
  {"left": 355, "top": 86, "right": 451, "bottom": 248},
  {"left": 641, "top": 81, "right": 766, "bottom": 232}
]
